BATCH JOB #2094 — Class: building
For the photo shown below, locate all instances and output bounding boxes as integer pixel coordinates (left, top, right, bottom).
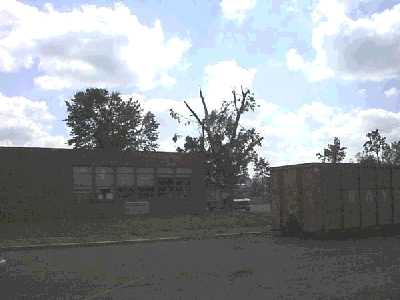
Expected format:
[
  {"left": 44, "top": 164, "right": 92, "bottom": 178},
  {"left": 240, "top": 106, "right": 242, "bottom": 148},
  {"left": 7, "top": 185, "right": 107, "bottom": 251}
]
[{"left": 0, "top": 147, "right": 206, "bottom": 222}]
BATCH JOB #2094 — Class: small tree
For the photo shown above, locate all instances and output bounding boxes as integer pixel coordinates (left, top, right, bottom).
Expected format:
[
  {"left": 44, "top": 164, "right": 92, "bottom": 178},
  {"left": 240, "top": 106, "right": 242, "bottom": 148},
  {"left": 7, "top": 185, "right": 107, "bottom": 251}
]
[
  {"left": 252, "top": 156, "right": 271, "bottom": 201},
  {"left": 355, "top": 152, "right": 377, "bottom": 166},
  {"left": 65, "top": 88, "right": 159, "bottom": 151},
  {"left": 362, "top": 129, "right": 389, "bottom": 165},
  {"left": 382, "top": 141, "right": 400, "bottom": 166},
  {"left": 316, "top": 137, "right": 347, "bottom": 163}
]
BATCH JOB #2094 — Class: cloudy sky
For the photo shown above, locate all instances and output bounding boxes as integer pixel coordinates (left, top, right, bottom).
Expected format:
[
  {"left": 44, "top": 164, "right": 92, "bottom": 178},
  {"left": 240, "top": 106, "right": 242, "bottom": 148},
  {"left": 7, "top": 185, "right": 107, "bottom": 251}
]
[{"left": 1, "top": 0, "right": 400, "bottom": 166}]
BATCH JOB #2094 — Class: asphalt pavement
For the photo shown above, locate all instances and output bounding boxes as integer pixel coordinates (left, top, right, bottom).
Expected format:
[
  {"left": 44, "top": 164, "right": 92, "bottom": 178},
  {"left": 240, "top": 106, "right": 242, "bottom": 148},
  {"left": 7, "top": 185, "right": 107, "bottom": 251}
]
[{"left": 1, "top": 234, "right": 400, "bottom": 299}]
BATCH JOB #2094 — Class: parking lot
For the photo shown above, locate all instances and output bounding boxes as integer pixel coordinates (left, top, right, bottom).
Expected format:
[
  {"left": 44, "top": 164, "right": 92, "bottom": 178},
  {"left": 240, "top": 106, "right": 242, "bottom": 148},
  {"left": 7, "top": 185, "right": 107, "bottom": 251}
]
[{"left": 2, "top": 233, "right": 400, "bottom": 299}]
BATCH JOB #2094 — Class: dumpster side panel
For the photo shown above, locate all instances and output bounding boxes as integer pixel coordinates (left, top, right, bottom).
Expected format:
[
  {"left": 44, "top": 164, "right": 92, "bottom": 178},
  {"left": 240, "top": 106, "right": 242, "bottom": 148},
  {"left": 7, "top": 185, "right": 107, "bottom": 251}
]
[
  {"left": 376, "top": 189, "right": 392, "bottom": 225},
  {"left": 341, "top": 166, "right": 360, "bottom": 229},
  {"left": 377, "top": 168, "right": 391, "bottom": 188},
  {"left": 296, "top": 168, "right": 304, "bottom": 229},
  {"left": 321, "top": 166, "right": 342, "bottom": 231},
  {"left": 394, "top": 188, "right": 400, "bottom": 224},
  {"left": 376, "top": 168, "right": 392, "bottom": 225},
  {"left": 271, "top": 165, "right": 308, "bottom": 232},
  {"left": 360, "top": 167, "right": 377, "bottom": 228},
  {"left": 392, "top": 169, "right": 400, "bottom": 224},
  {"left": 360, "top": 189, "right": 377, "bottom": 228},
  {"left": 343, "top": 189, "right": 360, "bottom": 229},
  {"left": 284, "top": 168, "right": 298, "bottom": 218},
  {"left": 302, "top": 166, "right": 323, "bottom": 232},
  {"left": 301, "top": 167, "right": 312, "bottom": 232},
  {"left": 393, "top": 168, "right": 400, "bottom": 189},
  {"left": 271, "top": 169, "right": 282, "bottom": 230},
  {"left": 279, "top": 169, "right": 289, "bottom": 228}
]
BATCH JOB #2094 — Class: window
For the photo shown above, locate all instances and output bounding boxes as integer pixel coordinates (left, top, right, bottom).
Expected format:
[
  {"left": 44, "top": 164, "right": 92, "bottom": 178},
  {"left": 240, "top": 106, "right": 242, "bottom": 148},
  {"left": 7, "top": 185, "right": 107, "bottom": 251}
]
[
  {"left": 116, "top": 167, "right": 135, "bottom": 200},
  {"left": 137, "top": 168, "right": 155, "bottom": 201},
  {"left": 157, "top": 168, "right": 175, "bottom": 198},
  {"left": 176, "top": 168, "right": 192, "bottom": 175},
  {"left": 95, "top": 167, "right": 114, "bottom": 202},
  {"left": 175, "top": 177, "right": 191, "bottom": 200},
  {"left": 116, "top": 167, "right": 135, "bottom": 187},
  {"left": 73, "top": 166, "right": 92, "bottom": 189},
  {"left": 176, "top": 168, "right": 192, "bottom": 200},
  {"left": 73, "top": 166, "right": 92, "bottom": 204}
]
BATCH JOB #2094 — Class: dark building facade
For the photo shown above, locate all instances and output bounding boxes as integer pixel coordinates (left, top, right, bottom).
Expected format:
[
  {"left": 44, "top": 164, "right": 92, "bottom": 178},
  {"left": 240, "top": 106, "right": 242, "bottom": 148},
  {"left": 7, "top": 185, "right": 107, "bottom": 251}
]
[{"left": 0, "top": 147, "right": 206, "bottom": 222}]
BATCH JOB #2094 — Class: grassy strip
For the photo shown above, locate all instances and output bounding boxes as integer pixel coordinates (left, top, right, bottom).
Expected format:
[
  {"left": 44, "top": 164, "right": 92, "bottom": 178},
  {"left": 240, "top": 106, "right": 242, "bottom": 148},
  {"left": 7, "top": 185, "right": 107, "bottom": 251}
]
[{"left": 0, "top": 212, "right": 271, "bottom": 247}]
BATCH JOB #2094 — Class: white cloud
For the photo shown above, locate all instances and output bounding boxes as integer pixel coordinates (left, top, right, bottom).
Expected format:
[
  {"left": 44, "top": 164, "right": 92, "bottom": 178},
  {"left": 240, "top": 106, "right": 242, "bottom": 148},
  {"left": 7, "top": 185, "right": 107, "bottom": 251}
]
[
  {"left": 257, "top": 101, "right": 400, "bottom": 166},
  {"left": 357, "top": 88, "right": 367, "bottom": 96},
  {"left": 286, "top": 48, "right": 334, "bottom": 81},
  {"left": 220, "top": 0, "right": 256, "bottom": 24},
  {"left": 0, "top": 1, "right": 191, "bottom": 91},
  {"left": 0, "top": 92, "right": 67, "bottom": 147},
  {"left": 202, "top": 60, "right": 257, "bottom": 109},
  {"left": 287, "top": 0, "right": 400, "bottom": 81},
  {"left": 286, "top": 48, "right": 305, "bottom": 71},
  {"left": 384, "top": 87, "right": 399, "bottom": 98},
  {"left": 34, "top": 76, "right": 72, "bottom": 90}
]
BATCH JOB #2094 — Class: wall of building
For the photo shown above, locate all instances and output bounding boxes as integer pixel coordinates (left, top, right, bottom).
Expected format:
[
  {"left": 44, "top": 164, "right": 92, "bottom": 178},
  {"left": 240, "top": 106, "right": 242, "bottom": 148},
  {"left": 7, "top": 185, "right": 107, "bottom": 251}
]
[
  {"left": 271, "top": 163, "right": 400, "bottom": 235},
  {"left": 0, "top": 147, "right": 206, "bottom": 222}
]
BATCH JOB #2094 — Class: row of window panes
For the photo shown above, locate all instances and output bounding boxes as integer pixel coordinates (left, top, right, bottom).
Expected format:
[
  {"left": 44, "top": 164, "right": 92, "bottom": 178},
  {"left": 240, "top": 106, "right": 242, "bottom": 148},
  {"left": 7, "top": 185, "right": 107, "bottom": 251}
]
[
  {"left": 73, "top": 167, "right": 192, "bottom": 180},
  {"left": 73, "top": 167, "right": 192, "bottom": 188},
  {"left": 73, "top": 166, "right": 192, "bottom": 202}
]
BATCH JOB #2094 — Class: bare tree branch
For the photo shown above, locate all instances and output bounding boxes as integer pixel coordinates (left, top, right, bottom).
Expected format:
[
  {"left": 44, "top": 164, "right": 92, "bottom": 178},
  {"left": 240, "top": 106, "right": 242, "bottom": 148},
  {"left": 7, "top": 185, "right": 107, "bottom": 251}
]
[
  {"left": 184, "top": 101, "right": 203, "bottom": 126},
  {"left": 233, "top": 90, "right": 238, "bottom": 113},
  {"left": 200, "top": 89, "right": 209, "bottom": 119}
]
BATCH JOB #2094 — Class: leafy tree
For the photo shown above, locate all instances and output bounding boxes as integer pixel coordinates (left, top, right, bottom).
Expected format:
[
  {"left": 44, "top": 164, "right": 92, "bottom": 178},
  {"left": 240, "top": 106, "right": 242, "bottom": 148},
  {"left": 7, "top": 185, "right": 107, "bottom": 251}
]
[
  {"left": 355, "top": 152, "right": 377, "bottom": 166},
  {"left": 316, "top": 137, "right": 347, "bottom": 163},
  {"left": 253, "top": 156, "right": 270, "bottom": 179},
  {"left": 252, "top": 156, "right": 271, "bottom": 200},
  {"left": 382, "top": 141, "right": 400, "bottom": 166},
  {"left": 170, "top": 88, "right": 264, "bottom": 194},
  {"left": 362, "top": 129, "right": 389, "bottom": 165},
  {"left": 65, "top": 88, "right": 159, "bottom": 151}
]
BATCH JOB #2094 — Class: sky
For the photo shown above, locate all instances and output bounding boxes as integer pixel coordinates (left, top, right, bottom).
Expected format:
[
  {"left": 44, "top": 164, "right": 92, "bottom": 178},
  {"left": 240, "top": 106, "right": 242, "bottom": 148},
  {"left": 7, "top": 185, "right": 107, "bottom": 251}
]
[{"left": 1, "top": 0, "right": 400, "bottom": 167}]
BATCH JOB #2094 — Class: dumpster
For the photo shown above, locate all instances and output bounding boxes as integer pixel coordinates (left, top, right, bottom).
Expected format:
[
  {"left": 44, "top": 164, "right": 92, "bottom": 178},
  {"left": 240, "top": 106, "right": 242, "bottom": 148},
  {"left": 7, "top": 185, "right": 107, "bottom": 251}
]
[{"left": 271, "top": 163, "right": 400, "bottom": 237}]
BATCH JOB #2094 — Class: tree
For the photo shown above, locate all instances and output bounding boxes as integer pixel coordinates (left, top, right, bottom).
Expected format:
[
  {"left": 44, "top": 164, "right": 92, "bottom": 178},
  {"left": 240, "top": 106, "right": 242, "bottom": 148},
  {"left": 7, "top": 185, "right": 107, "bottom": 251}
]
[
  {"left": 355, "top": 152, "right": 377, "bottom": 166},
  {"left": 362, "top": 129, "right": 389, "bottom": 165},
  {"left": 252, "top": 156, "right": 271, "bottom": 201},
  {"left": 65, "top": 88, "right": 159, "bottom": 151},
  {"left": 253, "top": 156, "right": 270, "bottom": 179},
  {"left": 382, "top": 141, "right": 400, "bottom": 166},
  {"left": 316, "top": 137, "right": 347, "bottom": 163},
  {"left": 170, "top": 88, "right": 264, "bottom": 195}
]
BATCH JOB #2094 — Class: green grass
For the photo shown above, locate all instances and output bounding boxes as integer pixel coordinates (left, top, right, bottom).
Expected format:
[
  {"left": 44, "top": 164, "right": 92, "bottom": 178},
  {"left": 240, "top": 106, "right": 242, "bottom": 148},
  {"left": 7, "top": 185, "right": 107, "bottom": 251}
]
[{"left": 0, "top": 211, "right": 271, "bottom": 247}]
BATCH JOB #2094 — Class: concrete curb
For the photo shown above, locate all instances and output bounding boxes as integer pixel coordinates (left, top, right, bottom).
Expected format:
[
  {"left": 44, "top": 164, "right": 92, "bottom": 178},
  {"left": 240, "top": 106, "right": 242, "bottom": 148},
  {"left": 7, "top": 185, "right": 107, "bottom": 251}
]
[{"left": 0, "top": 231, "right": 271, "bottom": 252}]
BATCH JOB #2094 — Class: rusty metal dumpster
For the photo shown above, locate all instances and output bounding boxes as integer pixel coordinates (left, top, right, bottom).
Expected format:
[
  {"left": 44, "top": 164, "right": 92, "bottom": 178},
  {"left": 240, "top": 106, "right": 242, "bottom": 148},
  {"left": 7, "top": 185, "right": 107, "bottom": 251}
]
[{"left": 271, "top": 163, "right": 400, "bottom": 236}]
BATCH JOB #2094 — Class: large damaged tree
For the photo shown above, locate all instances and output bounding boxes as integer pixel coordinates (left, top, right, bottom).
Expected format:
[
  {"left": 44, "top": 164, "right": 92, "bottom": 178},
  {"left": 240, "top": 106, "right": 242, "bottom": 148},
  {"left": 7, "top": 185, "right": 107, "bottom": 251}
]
[{"left": 170, "top": 87, "right": 266, "bottom": 207}]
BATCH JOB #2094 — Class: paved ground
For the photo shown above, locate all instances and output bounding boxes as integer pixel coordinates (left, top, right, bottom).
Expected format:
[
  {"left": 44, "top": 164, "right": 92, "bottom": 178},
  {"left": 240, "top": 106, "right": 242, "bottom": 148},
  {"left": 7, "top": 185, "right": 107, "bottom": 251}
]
[{"left": 1, "top": 234, "right": 400, "bottom": 299}]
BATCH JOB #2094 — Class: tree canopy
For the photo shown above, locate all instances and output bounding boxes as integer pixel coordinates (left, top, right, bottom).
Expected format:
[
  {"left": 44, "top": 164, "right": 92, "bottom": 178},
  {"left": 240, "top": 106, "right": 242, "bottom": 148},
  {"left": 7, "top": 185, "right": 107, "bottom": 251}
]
[
  {"left": 384, "top": 141, "right": 400, "bottom": 166},
  {"left": 65, "top": 88, "right": 159, "bottom": 151},
  {"left": 355, "top": 129, "right": 400, "bottom": 166},
  {"left": 363, "top": 129, "right": 389, "bottom": 164},
  {"left": 316, "top": 137, "right": 347, "bottom": 163}
]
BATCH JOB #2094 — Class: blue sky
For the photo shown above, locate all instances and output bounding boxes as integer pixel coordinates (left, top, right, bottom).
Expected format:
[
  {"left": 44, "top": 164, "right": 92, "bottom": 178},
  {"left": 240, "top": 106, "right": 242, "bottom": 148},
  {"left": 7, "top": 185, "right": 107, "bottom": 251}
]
[{"left": 1, "top": 0, "right": 400, "bottom": 166}]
